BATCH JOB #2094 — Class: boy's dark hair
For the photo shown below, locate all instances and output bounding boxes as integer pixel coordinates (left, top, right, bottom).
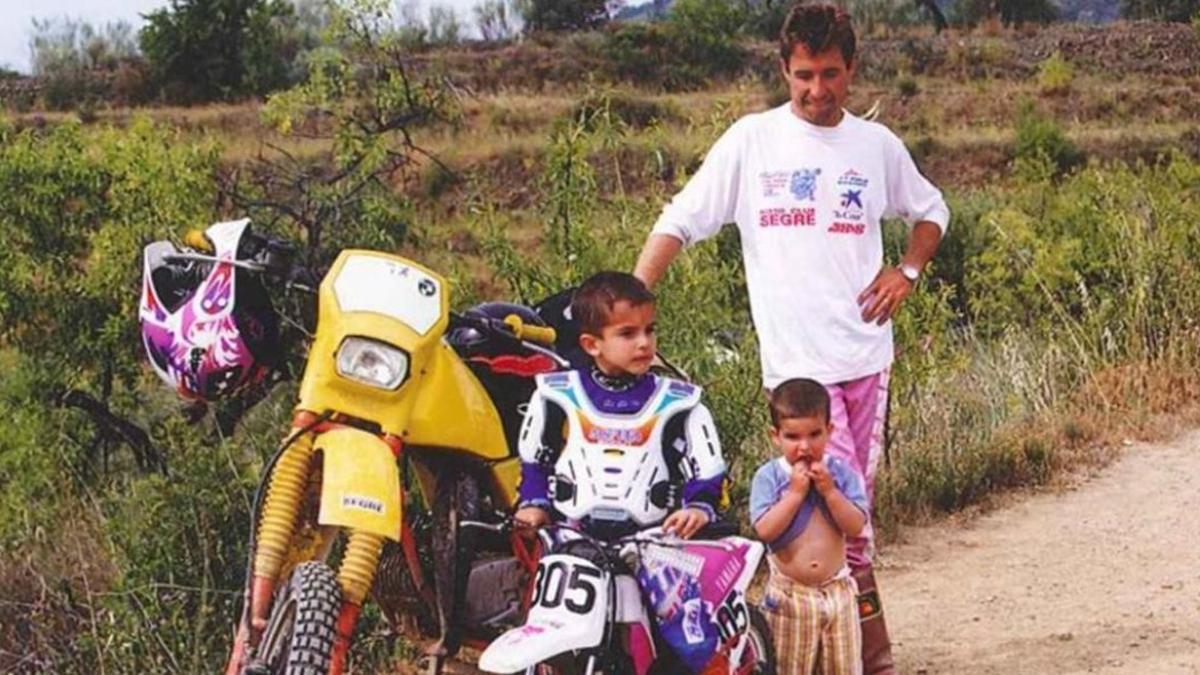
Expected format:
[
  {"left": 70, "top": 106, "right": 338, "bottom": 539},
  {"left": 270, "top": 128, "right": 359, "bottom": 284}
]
[
  {"left": 572, "top": 271, "right": 656, "bottom": 335},
  {"left": 769, "top": 378, "right": 831, "bottom": 427},
  {"left": 779, "top": 3, "right": 857, "bottom": 66}
]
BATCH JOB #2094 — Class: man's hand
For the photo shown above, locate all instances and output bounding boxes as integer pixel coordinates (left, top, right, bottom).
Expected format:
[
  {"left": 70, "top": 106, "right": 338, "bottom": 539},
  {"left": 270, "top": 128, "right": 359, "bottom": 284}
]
[
  {"left": 514, "top": 506, "right": 549, "bottom": 535},
  {"left": 857, "top": 266, "right": 914, "bottom": 325},
  {"left": 663, "top": 507, "right": 710, "bottom": 539},
  {"left": 809, "top": 461, "right": 835, "bottom": 497},
  {"left": 788, "top": 461, "right": 812, "bottom": 496}
]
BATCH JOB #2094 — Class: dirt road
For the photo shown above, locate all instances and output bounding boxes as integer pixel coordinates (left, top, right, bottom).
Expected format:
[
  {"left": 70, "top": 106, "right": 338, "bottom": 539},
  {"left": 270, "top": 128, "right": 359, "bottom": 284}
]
[{"left": 877, "top": 431, "right": 1200, "bottom": 674}]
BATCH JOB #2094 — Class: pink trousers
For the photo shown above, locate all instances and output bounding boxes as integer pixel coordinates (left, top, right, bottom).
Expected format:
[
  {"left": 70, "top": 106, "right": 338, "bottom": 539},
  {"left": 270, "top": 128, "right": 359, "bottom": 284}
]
[{"left": 824, "top": 368, "right": 890, "bottom": 569}]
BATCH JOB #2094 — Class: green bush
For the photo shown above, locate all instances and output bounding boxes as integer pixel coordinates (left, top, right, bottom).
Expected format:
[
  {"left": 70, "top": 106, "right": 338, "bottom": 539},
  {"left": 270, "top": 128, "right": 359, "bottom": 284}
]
[
  {"left": 568, "top": 89, "right": 681, "bottom": 130},
  {"left": 601, "top": 0, "right": 748, "bottom": 91},
  {"left": 1012, "top": 100, "right": 1083, "bottom": 175},
  {"left": 1036, "top": 51, "right": 1074, "bottom": 95}
]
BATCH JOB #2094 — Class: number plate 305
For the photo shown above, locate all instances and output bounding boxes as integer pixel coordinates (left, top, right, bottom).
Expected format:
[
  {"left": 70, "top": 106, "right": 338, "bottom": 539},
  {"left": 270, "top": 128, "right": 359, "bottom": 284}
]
[{"left": 527, "top": 554, "right": 609, "bottom": 629}]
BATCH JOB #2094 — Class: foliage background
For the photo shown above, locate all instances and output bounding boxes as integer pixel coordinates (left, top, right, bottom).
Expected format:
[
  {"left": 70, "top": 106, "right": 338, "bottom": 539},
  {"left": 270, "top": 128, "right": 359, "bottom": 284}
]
[{"left": 3, "top": 1, "right": 1200, "bottom": 672}]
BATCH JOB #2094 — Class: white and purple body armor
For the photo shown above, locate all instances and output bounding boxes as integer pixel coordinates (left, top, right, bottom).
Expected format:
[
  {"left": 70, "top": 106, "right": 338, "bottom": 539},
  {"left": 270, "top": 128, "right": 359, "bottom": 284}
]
[{"left": 517, "top": 370, "right": 727, "bottom": 532}]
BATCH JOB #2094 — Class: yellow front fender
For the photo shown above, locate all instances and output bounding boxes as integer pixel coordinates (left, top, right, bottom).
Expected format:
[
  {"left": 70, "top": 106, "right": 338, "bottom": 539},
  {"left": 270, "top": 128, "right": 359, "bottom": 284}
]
[{"left": 315, "top": 427, "right": 402, "bottom": 541}]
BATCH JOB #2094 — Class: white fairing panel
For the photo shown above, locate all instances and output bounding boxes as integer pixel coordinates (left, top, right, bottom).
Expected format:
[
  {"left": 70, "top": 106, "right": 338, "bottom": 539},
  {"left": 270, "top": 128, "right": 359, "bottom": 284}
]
[
  {"left": 204, "top": 218, "right": 251, "bottom": 255},
  {"left": 478, "top": 554, "right": 609, "bottom": 673},
  {"left": 331, "top": 254, "right": 443, "bottom": 335}
]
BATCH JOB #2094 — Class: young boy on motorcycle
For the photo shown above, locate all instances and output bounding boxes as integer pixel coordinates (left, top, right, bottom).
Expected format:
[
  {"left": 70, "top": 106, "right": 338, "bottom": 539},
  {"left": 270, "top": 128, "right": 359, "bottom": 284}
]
[
  {"left": 510, "top": 270, "right": 729, "bottom": 668},
  {"left": 512, "top": 271, "right": 726, "bottom": 538},
  {"left": 750, "top": 378, "right": 868, "bottom": 675}
]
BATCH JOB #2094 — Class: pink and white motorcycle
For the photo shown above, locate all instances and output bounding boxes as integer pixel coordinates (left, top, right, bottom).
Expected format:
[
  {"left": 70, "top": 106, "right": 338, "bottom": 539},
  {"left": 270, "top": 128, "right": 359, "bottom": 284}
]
[{"left": 475, "top": 523, "right": 776, "bottom": 674}]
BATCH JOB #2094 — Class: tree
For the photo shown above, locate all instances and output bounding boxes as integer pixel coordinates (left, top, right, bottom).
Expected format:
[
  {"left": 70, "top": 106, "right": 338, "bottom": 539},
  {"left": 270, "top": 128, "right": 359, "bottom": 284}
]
[
  {"left": 30, "top": 17, "right": 138, "bottom": 75},
  {"left": 475, "top": 0, "right": 515, "bottom": 41},
  {"left": 515, "top": 0, "right": 618, "bottom": 32},
  {"left": 951, "top": 0, "right": 1058, "bottom": 26},
  {"left": 139, "top": 0, "right": 297, "bottom": 103},
  {"left": 28, "top": 17, "right": 142, "bottom": 108},
  {"left": 234, "top": 0, "right": 456, "bottom": 261},
  {"left": 1122, "top": 0, "right": 1200, "bottom": 21},
  {"left": 428, "top": 4, "right": 464, "bottom": 44}
]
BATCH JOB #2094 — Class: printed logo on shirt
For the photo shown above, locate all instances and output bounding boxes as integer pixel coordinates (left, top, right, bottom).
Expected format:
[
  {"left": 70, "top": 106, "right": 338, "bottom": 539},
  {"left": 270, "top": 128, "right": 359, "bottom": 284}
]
[
  {"left": 840, "top": 189, "right": 863, "bottom": 209},
  {"left": 759, "top": 208, "right": 816, "bottom": 228},
  {"left": 759, "top": 171, "right": 791, "bottom": 197},
  {"left": 789, "top": 169, "right": 821, "bottom": 201},
  {"left": 828, "top": 221, "right": 866, "bottom": 235},
  {"left": 837, "top": 168, "right": 870, "bottom": 188}
]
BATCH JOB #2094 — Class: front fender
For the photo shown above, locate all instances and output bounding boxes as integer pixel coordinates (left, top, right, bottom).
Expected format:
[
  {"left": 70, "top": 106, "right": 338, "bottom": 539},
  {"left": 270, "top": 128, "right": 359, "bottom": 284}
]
[
  {"left": 315, "top": 427, "right": 401, "bottom": 541},
  {"left": 478, "top": 554, "right": 609, "bottom": 672}
]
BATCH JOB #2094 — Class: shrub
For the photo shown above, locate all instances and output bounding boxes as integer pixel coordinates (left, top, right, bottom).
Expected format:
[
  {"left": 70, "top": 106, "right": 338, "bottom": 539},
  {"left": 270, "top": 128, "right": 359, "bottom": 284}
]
[
  {"left": 569, "top": 89, "right": 680, "bottom": 130},
  {"left": 601, "top": 0, "right": 749, "bottom": 91},
  {"left": 1122, "top": 0, "right": 1200, "bottom": 21},
  {"left": 1036, "top": 51, "right": 1074, "bottom": 95},
  {"left": 897, "top": 75, "right": 920, "bottom": 99},
  {"left": 1013, "top": 100, "right": 1083, "bottom": 175}
]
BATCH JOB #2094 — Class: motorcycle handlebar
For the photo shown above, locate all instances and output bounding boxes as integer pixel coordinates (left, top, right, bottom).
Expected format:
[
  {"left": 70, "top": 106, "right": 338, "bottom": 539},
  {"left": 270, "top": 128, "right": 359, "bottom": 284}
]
[
  {"left": 184, "top": 229, "right": 213, "bottom": 253},
  {"left": 502, "top": 314, "right": 557, "bottom": 347}
]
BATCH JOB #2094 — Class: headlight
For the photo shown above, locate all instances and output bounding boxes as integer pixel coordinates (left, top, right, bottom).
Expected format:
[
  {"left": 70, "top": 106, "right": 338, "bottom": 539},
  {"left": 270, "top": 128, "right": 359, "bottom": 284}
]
[{"left": 336, "top": 337, "right": 409, "bottom": 390}]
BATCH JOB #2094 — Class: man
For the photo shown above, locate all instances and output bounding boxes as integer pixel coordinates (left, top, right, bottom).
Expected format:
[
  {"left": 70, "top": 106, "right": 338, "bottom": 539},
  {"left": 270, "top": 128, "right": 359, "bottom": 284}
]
[{"left": 632, "top": 4, "right": 949, "bottom": 673}]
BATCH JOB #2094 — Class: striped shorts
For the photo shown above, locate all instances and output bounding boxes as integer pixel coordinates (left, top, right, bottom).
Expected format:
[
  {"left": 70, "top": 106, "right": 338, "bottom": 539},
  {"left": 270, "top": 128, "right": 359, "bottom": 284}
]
[{"left": 760, "top": 568, "right": 862, "bottom": 675}]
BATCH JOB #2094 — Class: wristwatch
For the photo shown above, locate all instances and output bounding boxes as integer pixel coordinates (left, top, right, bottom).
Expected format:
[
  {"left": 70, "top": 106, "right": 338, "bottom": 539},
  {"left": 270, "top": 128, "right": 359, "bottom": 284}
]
[{"left": 898, "top": 263, "right": 921, "bottom": 283}]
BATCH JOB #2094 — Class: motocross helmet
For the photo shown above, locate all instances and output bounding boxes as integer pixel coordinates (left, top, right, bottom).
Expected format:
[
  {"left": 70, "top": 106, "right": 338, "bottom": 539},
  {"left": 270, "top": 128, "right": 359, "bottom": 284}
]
[{"left": 138, "top": 218, "right": 280, "bottom": 401}]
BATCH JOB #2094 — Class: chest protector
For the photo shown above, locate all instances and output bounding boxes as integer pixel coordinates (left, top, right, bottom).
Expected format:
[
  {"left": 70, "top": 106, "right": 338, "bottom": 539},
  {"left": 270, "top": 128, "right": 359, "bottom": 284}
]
[{"left": 536, "top": 371, "right": 702, "bottom": 527}]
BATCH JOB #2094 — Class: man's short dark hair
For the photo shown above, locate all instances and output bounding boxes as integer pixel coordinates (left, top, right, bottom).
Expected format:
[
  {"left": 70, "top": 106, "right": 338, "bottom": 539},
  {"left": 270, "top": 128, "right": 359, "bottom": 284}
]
[
  {"left": 779, "top": 3, "right": 857, "bottom": 66},
  {"left": 572, "top": 271, "right": 656, "bottom": 336},
  {"left": 769, "top": 378, "right": 831, "bottom": 427}
]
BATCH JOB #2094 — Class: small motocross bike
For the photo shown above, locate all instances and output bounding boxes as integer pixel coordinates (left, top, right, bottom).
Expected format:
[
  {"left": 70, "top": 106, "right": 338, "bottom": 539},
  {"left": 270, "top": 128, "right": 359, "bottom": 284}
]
[
  {"left": 477, "top": 523, "right": 776, "bottom": 675},
  {"left": 140, "top": 219, "right": 569, "bottom": 674}
]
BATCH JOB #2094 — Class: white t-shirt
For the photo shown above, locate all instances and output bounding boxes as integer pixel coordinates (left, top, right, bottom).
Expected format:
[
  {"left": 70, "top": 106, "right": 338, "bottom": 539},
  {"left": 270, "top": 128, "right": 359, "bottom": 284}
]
[{"left": 652, "top": 104, "right": 950, "bottom": 387}]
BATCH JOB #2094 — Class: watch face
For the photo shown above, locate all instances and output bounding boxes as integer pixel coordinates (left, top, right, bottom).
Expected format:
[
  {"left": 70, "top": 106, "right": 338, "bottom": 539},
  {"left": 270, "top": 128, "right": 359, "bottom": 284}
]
[{"left": 901, "top": 265, "right": 919, "bottom": 281}]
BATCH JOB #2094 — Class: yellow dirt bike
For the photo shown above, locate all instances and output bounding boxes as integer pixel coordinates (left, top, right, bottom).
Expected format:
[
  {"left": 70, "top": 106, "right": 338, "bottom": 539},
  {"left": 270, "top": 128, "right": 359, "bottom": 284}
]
[{"left": 199, "top": 244, "right": 567, "bottom": 675}]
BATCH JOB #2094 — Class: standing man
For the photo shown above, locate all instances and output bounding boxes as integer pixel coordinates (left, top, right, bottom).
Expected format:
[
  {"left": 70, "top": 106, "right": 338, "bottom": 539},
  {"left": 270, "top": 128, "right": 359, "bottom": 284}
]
[{"left": 633, "top": 4, "right": 948, "bottom": 673}]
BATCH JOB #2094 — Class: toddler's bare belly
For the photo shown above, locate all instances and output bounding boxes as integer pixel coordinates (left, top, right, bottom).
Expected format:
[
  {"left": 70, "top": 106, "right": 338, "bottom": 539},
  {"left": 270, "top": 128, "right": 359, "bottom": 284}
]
[{"left": 770, "top": 510, "right": 847, "bottom": 586}]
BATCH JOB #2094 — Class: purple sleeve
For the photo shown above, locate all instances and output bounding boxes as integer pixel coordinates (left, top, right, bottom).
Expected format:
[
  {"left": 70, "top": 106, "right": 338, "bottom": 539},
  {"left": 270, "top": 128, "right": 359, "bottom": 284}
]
[
  {"left": 682, "top": 474, "right": 724, "bottom": 518},
  {"left": 517, "top": 462, "right": 552, "bottom": 509},
  {"left": 748, "top": 462, "right": 781, "bottom": 525}
]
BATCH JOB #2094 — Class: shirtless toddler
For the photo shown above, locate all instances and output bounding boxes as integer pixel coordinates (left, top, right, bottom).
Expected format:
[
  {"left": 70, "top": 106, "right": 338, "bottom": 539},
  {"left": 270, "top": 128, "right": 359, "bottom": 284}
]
[{"left": 749, "top": 378, "right": 868, "bottom": 674}]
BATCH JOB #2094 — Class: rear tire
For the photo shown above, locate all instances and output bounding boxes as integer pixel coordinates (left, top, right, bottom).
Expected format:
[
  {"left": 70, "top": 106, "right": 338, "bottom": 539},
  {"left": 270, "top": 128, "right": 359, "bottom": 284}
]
[
  {"left": 256, "top": 561, "right": 341, "bottom": 675},
  {"left": 738, "top": 606, "right": 777, "bottom": 675}
]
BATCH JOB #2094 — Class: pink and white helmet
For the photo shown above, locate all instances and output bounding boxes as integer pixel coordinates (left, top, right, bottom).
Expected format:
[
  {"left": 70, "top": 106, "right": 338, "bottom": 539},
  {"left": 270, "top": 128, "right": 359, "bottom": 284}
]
[{"left": 139, "top": 218, "right": 279, "bottom": 401}]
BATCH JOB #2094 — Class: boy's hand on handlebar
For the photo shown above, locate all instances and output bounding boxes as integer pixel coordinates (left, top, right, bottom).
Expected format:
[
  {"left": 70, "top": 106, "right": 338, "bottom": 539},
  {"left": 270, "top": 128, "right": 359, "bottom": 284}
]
[
  {"left": 663, "top": 507, "right": 710, "bottom": 539},
  {"left": 514, "top": 506, "right": 549, "bottom": 535}
]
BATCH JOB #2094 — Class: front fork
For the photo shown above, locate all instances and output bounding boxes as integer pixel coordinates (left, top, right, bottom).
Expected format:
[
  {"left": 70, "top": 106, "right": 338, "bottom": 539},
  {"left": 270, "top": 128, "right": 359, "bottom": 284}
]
[{"left": 227, "top": 414, "right": 395, "bottom": 675}]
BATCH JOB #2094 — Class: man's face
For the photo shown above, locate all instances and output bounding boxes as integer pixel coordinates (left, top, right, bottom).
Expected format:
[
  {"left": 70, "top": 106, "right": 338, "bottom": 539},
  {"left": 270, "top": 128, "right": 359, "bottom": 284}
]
[{"left": 780, "top": 44, "right": 855, "bottom": 127}]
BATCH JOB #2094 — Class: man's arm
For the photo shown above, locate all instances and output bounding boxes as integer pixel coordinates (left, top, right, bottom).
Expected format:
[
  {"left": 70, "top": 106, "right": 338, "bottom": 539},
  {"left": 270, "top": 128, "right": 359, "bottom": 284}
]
[
  {"left": 900, "top": 219, "right": 943, "bottom": 272},
  {"left": 633, "top": 233, "right": 684, "bottom": 289},
  {"left": 857, "top": 220, "right": 943, "bottom": 325}
]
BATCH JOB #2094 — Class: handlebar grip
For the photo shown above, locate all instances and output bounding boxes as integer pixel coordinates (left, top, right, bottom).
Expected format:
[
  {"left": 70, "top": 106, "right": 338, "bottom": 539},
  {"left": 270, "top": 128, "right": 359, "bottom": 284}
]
[
  {"left": 503, "top": 314, "right": 557, "bottom": 346},
  {"left": 183, "top": 229, "right": 214, "bottom": 253}
]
